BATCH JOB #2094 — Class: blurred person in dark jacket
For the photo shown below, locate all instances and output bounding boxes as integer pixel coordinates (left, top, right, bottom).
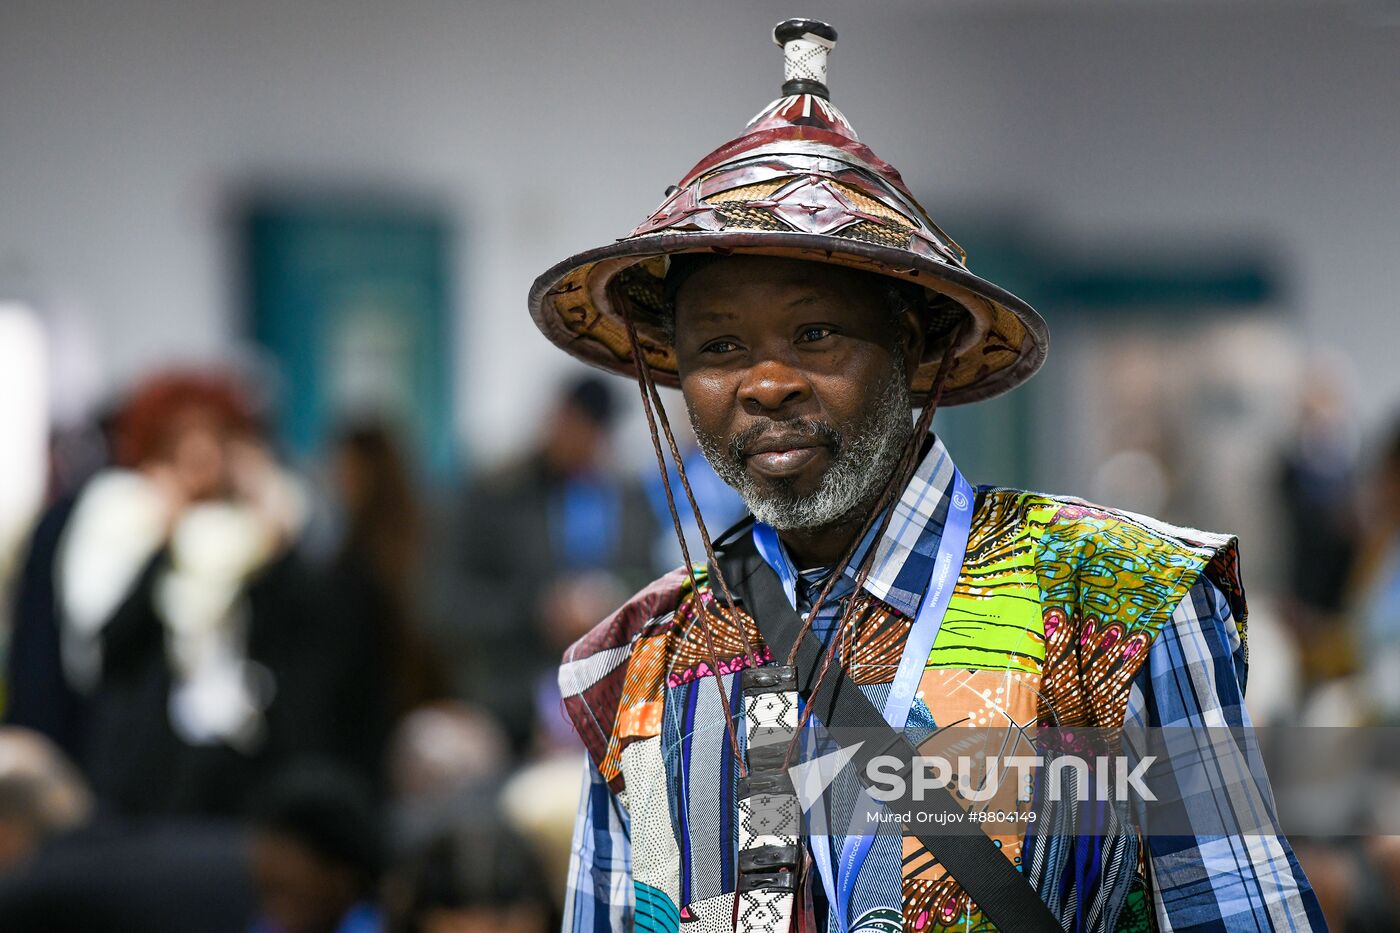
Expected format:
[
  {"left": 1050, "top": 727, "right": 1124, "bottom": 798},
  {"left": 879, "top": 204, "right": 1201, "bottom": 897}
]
[
  {"left": 7, "top": 491, "right": 91, "bottom": 762},
  {"left": 450, "top": 375, "right": 656, "bottom": 753},
  {"left": 0, "top": 727, "right": 254, "bottom": 933}
]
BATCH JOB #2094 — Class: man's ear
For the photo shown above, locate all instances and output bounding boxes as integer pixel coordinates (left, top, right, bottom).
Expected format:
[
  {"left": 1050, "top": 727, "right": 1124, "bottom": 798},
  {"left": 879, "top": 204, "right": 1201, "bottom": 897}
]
[
  {"left": 898, "top": 307, "right": 928, "bottom": 380},
  {"left": 909, "top": 306, "right": 968, "bottom": 375}
]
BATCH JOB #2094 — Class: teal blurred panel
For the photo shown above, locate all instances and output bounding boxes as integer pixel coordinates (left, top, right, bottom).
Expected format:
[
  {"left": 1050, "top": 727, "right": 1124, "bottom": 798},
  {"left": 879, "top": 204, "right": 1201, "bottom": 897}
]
[{"left": 244, "top": 202, "right": 455, "bottom": 477}]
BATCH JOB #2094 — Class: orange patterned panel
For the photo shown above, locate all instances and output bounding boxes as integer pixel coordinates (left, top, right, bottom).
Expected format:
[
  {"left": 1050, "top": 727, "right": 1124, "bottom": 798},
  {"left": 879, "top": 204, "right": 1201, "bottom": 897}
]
[{"left": 598, "top": 630, "right": 671, "bottom": 780}]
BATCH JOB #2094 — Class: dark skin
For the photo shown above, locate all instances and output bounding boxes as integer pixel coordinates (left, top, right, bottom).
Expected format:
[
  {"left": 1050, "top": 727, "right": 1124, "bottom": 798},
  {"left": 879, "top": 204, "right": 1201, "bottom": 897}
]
[{"left": 673, "top": 255, "right": 927, "bottom": 567}]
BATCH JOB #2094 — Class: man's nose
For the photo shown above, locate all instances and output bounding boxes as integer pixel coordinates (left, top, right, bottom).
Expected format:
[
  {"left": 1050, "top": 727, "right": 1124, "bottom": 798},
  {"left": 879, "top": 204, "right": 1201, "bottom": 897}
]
[{"left": 737, "top": 359, "right": 811, "bottom": 415}]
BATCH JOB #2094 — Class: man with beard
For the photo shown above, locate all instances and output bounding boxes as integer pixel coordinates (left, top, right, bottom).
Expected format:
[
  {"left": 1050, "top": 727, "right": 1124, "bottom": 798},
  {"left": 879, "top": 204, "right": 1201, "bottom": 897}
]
[{"left": 532, "top": 20, "right": 1323, "bottom": 933}]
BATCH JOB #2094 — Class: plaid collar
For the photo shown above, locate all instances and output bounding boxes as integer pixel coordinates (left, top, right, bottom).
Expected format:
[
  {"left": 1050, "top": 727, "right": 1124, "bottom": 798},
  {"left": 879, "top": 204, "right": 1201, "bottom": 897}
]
[{"left": 774, "top": 431, "right": 959, "bottom": 619}]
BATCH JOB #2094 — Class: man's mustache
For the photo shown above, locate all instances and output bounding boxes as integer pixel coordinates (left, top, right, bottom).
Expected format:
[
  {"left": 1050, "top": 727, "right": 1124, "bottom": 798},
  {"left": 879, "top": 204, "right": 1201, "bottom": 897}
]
[{"left": 728, "top": 419, "right": 843, "bottom": 462}]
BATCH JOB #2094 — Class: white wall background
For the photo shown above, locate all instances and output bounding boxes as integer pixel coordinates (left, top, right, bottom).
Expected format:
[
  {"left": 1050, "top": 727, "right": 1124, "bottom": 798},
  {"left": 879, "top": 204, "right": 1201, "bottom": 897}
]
[{"left": 2, "top": 0, "right": 1397, "bottom": 463}]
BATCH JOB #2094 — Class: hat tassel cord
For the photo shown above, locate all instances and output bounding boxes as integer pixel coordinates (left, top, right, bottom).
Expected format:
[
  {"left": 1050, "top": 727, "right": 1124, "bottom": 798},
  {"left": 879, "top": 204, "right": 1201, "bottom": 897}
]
[{"left": 624, "top": 315, "right": 752, "bottom": 771}]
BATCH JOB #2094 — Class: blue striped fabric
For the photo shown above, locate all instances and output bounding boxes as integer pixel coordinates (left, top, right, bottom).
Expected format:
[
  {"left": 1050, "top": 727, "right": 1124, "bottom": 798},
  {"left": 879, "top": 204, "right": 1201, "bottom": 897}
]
[
  {"left": 1123, "top": 578, "right": 1327, "bottom": 932},
  {"left": 564, "top": 763, "right": 633, "bottom": 932}
]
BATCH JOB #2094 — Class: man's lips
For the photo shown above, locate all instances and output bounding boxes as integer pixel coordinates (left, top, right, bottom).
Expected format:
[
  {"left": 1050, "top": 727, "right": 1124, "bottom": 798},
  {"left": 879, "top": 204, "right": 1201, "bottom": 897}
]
[
  {"left": 748, "top": 447, "right": 825, "bottom": 476},
  {"left": 742, "top": 434, "right": 831, "bottom": 478}
]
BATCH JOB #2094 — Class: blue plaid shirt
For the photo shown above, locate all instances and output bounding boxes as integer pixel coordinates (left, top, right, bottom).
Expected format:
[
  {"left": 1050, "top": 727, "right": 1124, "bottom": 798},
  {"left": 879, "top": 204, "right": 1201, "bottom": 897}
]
[{"left": 562, "top": 436, "right": 1324, "bottom": 932}]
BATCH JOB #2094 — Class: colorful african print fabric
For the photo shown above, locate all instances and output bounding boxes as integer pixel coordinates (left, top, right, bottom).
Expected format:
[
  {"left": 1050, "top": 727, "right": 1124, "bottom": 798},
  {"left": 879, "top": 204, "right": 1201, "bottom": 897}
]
[{"left": 559, "top": 435, "right": 1324, "bottom": 933}]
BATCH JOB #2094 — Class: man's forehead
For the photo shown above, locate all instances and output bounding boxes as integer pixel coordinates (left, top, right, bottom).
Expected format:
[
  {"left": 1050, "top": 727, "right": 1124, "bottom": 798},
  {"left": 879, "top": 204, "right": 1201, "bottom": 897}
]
[
  {"left": 682, "top": 287, "right": 831, "bottom": 313},
  {"left": 673, "top": 254, "right": 860, "bottom": 292},
  {"left": 673, "top": 259, "right": 869, "bottom": 315}
]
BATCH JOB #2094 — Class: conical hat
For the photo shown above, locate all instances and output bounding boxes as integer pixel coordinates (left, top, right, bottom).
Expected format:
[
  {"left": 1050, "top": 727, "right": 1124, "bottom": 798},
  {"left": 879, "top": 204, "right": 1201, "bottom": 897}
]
[{"left": 528, "top": 18, "right": 1048, "bottom": 404}]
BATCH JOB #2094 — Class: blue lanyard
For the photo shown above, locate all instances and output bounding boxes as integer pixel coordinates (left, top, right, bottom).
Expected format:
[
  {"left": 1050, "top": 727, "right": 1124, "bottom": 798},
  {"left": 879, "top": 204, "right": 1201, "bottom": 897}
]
[
  {"left": 880, "top": 470, "right": 974, "bottom": 731},
  {"left": 750, "top": 468, "right": 975, "bottom": 931}
]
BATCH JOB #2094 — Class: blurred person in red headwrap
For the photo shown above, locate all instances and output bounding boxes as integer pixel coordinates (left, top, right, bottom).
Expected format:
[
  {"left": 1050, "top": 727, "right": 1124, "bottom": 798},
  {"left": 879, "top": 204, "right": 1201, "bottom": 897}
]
[{"left": 6, "top": 367, "right": 379, "bottom": 818}]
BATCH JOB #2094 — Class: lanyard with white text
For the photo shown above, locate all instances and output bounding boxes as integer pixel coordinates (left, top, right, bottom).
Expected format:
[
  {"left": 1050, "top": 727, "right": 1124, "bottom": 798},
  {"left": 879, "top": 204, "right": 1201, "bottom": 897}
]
[
  {"left": 835, "top": 469, "right": 973, "bottom": 928},
  {"left": 749, "top": 468, "right": 976, "bottom": 930}
]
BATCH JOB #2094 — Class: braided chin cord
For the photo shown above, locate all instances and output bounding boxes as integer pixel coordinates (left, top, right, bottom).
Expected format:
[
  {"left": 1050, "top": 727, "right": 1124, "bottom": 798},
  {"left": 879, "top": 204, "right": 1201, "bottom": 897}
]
[
  {"left": 624, "top": 313, "right": 751, "bottom": 772},
  {"left": 640, "top": 374, "right": 760, "bottom": 670}
]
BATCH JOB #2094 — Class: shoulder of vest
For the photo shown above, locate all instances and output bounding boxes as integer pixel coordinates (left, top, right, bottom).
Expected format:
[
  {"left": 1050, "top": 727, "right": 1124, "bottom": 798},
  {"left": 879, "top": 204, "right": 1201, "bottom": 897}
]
[
  {"left": 977, "top": 486, "right": 1234, "bottom": 557},
  {"left": 557, "top": 566, "right": 698, "bottom": 781},
  {"left": 977, "top": 489, "right": 1248, "bottom": 726},
  {"left": 975, "top": 486, "right": 1246, "bottom": 621}
]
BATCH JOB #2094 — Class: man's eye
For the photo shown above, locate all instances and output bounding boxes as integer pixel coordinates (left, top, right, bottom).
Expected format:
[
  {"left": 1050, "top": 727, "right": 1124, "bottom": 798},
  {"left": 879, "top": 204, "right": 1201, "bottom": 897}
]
[
  {"left": 797, "top": 326, "right": 834, "bottom": 343},
  {"left": 701, "top": 339, "right": 739, "bottom": 354}
]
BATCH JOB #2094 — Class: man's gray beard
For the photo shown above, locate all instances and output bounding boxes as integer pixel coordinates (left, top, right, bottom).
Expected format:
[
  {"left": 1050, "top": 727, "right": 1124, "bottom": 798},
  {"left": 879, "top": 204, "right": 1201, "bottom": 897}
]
[{"left": 693, "top": 359, "right": 913, "bottom": 532}]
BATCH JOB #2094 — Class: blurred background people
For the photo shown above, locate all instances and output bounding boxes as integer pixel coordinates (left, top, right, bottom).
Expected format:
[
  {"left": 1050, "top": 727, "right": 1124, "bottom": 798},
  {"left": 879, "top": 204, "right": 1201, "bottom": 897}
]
[
  {"left": 448, "top": 375, "right": 657, "bottom": 754},
  {"left": 1350, "top": 419, "right": 1400, "bottom": 723},
  {"left": 388, "top": 821, "right": 554, "bottom": 933},
  {"left": 249, "top": 763, "right": 385, "bottom": 933}
]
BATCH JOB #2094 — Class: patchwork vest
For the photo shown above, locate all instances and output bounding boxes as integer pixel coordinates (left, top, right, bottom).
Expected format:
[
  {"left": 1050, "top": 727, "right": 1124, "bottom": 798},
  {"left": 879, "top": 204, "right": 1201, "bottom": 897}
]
[{"left": 559, "top": 488, "right": 1246, "bottom": 932}]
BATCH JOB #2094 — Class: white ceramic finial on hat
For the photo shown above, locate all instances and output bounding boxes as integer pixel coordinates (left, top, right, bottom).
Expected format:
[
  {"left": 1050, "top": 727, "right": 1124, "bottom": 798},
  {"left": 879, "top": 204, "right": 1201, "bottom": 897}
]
[{"left": 773, "top": 18, "right": 838, "bottom": 99}]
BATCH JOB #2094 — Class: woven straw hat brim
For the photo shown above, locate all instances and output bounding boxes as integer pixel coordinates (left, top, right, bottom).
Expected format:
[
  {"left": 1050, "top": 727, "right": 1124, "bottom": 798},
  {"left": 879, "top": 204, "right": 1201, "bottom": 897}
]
[{"left": 529, "top": 229, "right": 1048, "bottom": 406}]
